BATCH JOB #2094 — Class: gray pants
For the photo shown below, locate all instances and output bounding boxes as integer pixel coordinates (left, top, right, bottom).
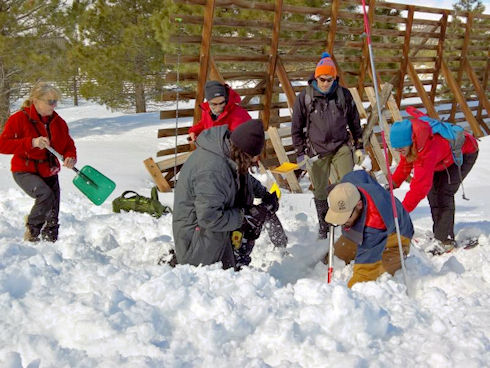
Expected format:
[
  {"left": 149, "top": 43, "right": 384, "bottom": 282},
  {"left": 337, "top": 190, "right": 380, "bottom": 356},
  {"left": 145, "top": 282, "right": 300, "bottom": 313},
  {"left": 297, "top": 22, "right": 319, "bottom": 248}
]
[{"left": 13, "top": 172, "right": 60, "bottom": 231}]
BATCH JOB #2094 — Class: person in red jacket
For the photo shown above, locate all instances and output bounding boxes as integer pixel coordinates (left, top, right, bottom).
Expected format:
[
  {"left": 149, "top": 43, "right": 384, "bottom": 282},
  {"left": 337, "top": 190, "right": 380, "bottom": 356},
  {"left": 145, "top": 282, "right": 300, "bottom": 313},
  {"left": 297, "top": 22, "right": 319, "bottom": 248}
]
[
  {"left": 389, "top": 118, "right": 478, "bottom": 252},
  {"left": 188, "top": 81, "right": 251, "bottom": 142},
  {"left": 0, "top": 82, "right": 77, "bottom": 242}
]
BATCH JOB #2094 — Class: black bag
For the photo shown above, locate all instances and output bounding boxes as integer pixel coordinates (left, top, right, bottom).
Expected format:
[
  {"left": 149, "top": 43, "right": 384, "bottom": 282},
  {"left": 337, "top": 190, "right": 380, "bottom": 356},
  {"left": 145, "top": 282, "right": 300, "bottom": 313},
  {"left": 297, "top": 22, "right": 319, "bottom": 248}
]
[{"left": 112, "top": 187, "right": 171, "bottom": 218}]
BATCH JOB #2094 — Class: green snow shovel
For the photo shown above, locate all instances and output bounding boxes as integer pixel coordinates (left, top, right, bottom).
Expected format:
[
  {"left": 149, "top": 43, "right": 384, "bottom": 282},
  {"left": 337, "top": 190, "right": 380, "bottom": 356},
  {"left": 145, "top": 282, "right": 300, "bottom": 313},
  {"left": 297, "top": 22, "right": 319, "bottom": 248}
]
[{"left": 47, "top": 146, "right": 116, "bottom": 206}]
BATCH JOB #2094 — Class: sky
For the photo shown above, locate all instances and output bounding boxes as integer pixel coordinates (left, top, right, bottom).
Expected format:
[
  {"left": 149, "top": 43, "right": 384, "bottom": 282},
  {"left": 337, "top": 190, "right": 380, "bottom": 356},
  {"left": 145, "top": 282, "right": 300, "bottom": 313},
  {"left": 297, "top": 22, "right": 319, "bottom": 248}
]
[{"left": 0, "top": 99, "right": 489, "bottom": 367}]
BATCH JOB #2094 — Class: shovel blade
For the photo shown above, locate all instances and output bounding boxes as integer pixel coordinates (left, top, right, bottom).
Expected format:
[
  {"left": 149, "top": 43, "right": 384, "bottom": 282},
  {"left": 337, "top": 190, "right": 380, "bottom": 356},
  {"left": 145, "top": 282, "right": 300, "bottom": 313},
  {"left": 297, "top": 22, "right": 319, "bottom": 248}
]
[
  {"left": 72, "top": 165, "right": 116, "bottom": 205},
  {"left": 270, "top": 162, "right": 299, "bottom": 174}
]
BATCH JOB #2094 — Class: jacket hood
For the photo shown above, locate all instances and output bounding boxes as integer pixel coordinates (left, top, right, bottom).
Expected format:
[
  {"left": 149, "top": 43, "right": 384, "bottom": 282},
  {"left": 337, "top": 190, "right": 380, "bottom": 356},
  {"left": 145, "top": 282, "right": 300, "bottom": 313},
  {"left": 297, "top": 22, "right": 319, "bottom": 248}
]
[
  {"left": 195, "top": 125, "right": 231, "bottom": 158},
  {"left": 200, "top": 84, "right": 242, "bottom": 113},
  {"left": 411, "top": 118, "right": 433, "bottom": 152}
]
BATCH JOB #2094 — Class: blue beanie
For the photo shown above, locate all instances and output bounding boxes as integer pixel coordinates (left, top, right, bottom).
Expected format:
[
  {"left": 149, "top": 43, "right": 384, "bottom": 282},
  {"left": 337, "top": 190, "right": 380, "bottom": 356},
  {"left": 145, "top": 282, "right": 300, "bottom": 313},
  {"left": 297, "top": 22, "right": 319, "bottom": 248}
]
[{"left": 390, "top": 120, "right": 413, "bottom": 148}]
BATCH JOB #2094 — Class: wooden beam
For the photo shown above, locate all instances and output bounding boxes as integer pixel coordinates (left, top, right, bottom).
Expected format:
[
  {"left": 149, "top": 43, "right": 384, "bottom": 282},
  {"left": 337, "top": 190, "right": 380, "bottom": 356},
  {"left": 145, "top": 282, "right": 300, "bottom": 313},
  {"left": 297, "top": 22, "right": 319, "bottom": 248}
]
[
  {"left": 449, "top": 12, "right": 472, "bottom": 122},
  {"left": 192, "top": 0, "right": 216, "bottom": 126},
  {"left": 275, "top": 57, "right": 296, "bottom": 115},
  {"left": 429, "top": 10, "right": 448, "bottom": 103},
  {"left": 440, "top": 59, "right": 484, "bottom": 137},
  {"left": 396, "top": 6, "right": 414, "bottom": 106},
  {"left": 261, "top": 0, "right": 283, "bottom": 128},
  {"left": 267, "top": 127, "right": 302, "bottom": 193},
  {"left": 326, "top": 0, "right": 339, "bottom": 55},
  {"left": 464, "top": 59, "right": 490, "bottom": 120},
  {"left": 362, "top": 83, "right": 393, "bottom": 145},
  {"left": 406, "top": 61, "right": 439, "bottom": 119},
  {"left": 357, "top": 0, "right": 375, "bottom": 98},
  {"left": 476, "top": 49, "right": 489, "bottom": 122},
  {"left": 143, "top": 158, "right": 172, "bottom": 192},
  {"left": 208, "top": 55, "right": 225, "bottom": 83}
]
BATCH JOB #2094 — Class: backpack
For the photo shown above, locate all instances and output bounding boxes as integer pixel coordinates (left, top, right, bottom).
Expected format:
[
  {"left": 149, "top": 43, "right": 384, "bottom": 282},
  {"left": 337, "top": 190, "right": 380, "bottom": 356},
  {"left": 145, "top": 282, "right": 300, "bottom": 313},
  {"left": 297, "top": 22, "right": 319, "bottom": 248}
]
[
  {"left": 112, "top": 186, "right": 172, "bottom": 218},
  {"left": 406, "top": 106, "right": 466, "bottom": 167}
]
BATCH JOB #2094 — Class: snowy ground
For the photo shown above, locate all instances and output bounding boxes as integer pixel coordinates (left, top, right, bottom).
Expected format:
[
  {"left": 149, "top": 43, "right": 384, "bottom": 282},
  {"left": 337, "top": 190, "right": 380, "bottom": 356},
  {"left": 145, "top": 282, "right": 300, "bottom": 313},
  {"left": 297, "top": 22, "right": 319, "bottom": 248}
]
[{"left": 0, "top": 101, "right": 489, "bottom": 367}]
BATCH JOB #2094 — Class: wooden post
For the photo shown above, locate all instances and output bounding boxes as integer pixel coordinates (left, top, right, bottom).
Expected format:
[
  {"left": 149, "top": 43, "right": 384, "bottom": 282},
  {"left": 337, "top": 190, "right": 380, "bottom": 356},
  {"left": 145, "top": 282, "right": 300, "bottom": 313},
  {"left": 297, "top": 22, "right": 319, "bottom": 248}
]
[
  {"left": 357, "top": 0, "right": 375, "bottom": 97},
  {"left": 441, "top": 59, "right": 484, "bottom": 137},
  {"left": 429, "top": 10, "right": 448, "bottom": 103},
  {"left": 143, "top": 158, "right": 172, "bottom": 192},
  {"left": 476, "top": 49, "right": 489, "bottom": 124},
  {"left": 261, "top": 0, "right": 283, "bottom": 128},
  {"left": 464, "top": 59, "right": 490, "bottom": 121},
  {"left": 276, "top": 57, "right": 296, "bottom": 115},
  {"left": 209, "top": 55, "right": 225, "bottom": 83},
  {"left": 396, "top": 6, "right": 414, "bottom": 106},
  {"left": 449, "top": 12, "right": 472, "bottom": 122},
  {"left": 406, "top": 61, "right": 440, "bottom": 119},
  {"left": 326, "top": 0, "right": 338, "bottom": 55},
  {"left": 192, "top": 0, "right": 216, "bottom": 126}
]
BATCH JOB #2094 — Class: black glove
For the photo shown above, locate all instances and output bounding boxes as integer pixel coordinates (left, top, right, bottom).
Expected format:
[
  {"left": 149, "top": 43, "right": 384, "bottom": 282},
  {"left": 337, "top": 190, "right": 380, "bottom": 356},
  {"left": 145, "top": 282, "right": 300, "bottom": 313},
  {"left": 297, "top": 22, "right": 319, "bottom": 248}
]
[
  {"left": 262, "top": 191, "right": 279, "bottom": 213},
  {"left": 354, "top": 139, "right": 363, "bottom": 150},
  {"left": 241, "top": 204, "right": 269, "bottom": 240}
]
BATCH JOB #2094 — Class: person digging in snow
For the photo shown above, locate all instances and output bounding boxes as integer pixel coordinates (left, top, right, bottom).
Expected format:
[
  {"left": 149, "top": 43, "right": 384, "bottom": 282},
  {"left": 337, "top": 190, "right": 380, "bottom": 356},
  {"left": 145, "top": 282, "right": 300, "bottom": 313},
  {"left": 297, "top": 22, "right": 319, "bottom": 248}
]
[
  {"left": 173, "top": 119, "right": 284, "bottom": 270},
  {"left": 326, "top": 170, "right": 413, "bottom": 288}
]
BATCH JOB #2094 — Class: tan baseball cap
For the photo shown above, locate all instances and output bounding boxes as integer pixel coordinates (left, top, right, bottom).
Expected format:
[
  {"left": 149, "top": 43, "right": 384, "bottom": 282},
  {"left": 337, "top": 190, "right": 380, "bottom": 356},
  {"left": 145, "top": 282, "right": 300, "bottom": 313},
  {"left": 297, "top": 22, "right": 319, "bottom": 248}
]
[{"left": 325, "top": 183, "right": 361, "bottom": 225}]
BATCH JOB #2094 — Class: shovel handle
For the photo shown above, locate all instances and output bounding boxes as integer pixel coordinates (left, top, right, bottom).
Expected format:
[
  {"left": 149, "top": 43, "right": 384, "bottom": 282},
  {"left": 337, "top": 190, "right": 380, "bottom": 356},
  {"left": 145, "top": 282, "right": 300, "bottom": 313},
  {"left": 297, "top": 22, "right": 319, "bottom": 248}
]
[{"left": 46, "top": 146, "right": 79, "bottom": 173}]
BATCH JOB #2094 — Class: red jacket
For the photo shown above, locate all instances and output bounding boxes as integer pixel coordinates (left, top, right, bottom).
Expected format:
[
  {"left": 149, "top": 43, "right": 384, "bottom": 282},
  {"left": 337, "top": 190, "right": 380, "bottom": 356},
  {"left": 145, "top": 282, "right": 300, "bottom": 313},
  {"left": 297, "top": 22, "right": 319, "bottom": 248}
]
[
  {"left": 0, "top": 105, "right": 77, "bottom": 177},
  {"left": 392, "top": 119, "right": 478, "bottom": 212},
  {"left": 188, "top": 85, "right": 251, "bottom": 136}
]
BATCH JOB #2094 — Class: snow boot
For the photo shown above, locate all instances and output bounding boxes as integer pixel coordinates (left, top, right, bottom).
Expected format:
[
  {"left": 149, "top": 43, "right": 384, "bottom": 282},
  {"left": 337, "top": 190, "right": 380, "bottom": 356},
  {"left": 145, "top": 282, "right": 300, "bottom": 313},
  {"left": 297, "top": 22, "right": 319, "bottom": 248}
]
[
  {"left": 234, "top": 239, "right": 255, "bottom": 270},
  {"left": 428, "top": 238, "right": 457, "bottom": 256},
  {"left": 41, "top": 221, "right": 59, "bottom": 243},
  {"left": 24, "top": 225, "right": 41, "bottom": 242},
  {"left": 314, "top": 198, "right": 329, "bottom": 240}
]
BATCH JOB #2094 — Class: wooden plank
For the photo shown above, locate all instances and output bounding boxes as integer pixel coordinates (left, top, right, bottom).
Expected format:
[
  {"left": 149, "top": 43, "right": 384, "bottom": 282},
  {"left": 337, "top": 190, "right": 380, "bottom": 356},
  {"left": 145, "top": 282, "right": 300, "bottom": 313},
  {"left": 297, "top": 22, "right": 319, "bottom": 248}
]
[
  {"left": 440, "top": 59, "right": 484, "bottom": 137},
  {"left": 430, "top": 11, "right": 448, "bottom": 103},
  {"left": 157, "top": 144, "right": 192, "bottom": 157},
  {"left": 143, "top": 158, "right": 172, "bottom": 192},
  {"left": 396, "top": 6, "right": 413, "bottom": 106},
  {"left": 155, "top": 152, "right": 193, "bottom": 172},
  {"left": 275, "top": 57, "right": 296, "bottom": 115},
  {"left": 464, "top": 59, "right": 490, "bottom": 120},
  {"left": 406, "top": 61, "right": 439, "bottom": 119},
  {"left": 261, "top": 0, "right": 283, "bottom": 128},
  {"left": 476, "top": 49, "right": 489, "bottom": 123},
  {"left": 193, "top": 0, "right": 216, "bottom": 126},
  {"left": 365, "top": 86, "right": 399, "bottom": 164},
  {"left": 158, "top": 126, "right": 192, "bottom": 138},
  {"left": 326, "top": 0, "right": 339, "bottom": 55},
  {"left": 267, "top": 127, "right": 302, "bottom": 193},
  {"left": 209, "top": 55, "right": 225, "bottom": 83},
  {"left": 357, "top": 0, "right": 375, "bottom": 98},
  {"left": 361, "top": 83, "right": 393, "bottom": 145},
  {"left": 449, "top": 12, "right": 472, "bottom": 122},
  {"left": 348, "top": 87, "right": 368, "bottom": 120}
]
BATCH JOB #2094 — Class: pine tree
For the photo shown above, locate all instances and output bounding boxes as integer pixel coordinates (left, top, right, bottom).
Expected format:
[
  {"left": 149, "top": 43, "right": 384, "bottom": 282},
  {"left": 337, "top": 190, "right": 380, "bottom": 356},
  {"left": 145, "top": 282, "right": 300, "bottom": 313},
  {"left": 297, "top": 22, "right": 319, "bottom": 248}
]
[
  {"left": 77, "top": 0, "right": 165, "bottom": 113},
  {"left": 0, "top": 0, "right": 64, "bottom": 130}
]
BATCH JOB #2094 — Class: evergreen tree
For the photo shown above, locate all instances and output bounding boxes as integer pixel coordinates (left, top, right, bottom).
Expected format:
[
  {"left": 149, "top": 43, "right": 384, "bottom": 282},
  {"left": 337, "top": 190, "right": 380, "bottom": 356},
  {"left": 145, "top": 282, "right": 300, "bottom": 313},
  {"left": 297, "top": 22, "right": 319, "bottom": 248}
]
[
  {"left": 77, "top": 0, "right": 165, "bottom": 113},
  {"left": 0, "top": 0, "right": 63, "bottom": 130}
]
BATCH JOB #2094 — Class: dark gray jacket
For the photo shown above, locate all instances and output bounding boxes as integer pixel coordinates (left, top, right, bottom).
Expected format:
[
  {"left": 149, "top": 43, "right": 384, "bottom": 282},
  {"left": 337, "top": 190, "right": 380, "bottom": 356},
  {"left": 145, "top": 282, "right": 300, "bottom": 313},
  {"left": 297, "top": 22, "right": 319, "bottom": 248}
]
[
  {"left": 172, "top": 125, "right": 266, "bottom": 267},
  {"left": 291, "top": 78, "right": 362, "bottom": 157}
]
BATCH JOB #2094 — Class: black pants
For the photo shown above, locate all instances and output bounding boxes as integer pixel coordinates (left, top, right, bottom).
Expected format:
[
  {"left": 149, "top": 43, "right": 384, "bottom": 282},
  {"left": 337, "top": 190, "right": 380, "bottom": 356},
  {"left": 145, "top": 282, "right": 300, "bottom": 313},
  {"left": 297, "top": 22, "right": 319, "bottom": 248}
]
[
  {"left": 13, "top": 172, "right": 60, "bottom": 232},
  {"left": 427, "top": 151, "right": 478, "bottom": 241}
]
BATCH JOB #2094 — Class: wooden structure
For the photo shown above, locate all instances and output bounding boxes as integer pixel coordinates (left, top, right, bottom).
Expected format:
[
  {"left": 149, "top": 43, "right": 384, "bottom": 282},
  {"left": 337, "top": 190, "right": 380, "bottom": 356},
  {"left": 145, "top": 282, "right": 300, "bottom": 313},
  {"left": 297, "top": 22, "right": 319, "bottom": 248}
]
[{"left": 145, "top": 0, "right": 489, "bottom": 192}]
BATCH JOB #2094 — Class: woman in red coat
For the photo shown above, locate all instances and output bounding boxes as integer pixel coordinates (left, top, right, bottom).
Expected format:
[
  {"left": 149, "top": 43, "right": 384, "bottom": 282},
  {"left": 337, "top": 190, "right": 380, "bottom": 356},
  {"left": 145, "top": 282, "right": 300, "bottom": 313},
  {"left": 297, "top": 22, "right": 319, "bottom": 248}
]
[
  {"left": 389, "top": 117, "right": 478, "bottom": 252},
  {"left": 0, "top": 82, "right": 77, "bottom": 242}
]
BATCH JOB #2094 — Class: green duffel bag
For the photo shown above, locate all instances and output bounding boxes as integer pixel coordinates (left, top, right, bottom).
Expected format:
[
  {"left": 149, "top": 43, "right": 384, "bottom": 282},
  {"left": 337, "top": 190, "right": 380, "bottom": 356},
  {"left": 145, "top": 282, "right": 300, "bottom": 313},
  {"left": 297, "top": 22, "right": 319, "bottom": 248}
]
[{"left": 112, "top": 186, "right": 172, "bottom": 218}]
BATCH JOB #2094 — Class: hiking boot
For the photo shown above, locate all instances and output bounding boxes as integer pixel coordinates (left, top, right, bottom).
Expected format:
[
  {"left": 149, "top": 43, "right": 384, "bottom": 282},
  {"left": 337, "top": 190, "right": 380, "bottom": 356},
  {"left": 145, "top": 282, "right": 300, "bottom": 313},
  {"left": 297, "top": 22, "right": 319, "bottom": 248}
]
[
  {"left": 24, "top": 226, "right": 40, "bottom": 242},
  {"left": 314, "top": 199, "right": 329, "bottom": 240},
  {"left": 428, "top": 238, "right": 457, "bottom": 256},
  {"left": 41, "top": 221, "right": 59, "bottom": 242}
]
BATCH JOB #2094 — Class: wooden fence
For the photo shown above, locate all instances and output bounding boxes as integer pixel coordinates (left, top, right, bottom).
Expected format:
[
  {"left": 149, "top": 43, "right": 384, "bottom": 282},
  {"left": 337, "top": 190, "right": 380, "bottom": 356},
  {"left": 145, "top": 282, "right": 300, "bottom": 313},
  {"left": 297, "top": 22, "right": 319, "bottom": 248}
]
[{"left": 145, "top": 0, "right": 490, "bottom": 192}]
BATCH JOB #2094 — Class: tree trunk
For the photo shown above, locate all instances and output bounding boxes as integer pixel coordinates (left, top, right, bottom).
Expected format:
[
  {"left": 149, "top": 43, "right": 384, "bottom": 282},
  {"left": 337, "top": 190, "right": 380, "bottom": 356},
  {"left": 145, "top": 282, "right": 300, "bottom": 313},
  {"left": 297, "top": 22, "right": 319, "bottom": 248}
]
[
  {"left": 73, "top": 74, "right": 79, "bottom": 106},
  {"left": 135, "top": 82, "right": 146, "bottom": 113},
  {"left": 0, "top": 61, "right": 11, "bottom": 132}
]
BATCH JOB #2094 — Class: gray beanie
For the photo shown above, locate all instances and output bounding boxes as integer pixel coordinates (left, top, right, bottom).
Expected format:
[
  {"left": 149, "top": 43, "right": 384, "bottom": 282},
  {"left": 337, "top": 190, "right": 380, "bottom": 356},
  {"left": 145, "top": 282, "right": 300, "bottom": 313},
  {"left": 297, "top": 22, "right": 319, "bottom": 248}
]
[{"left": 205, "top": 81, "right": 227, "bottom": 101}]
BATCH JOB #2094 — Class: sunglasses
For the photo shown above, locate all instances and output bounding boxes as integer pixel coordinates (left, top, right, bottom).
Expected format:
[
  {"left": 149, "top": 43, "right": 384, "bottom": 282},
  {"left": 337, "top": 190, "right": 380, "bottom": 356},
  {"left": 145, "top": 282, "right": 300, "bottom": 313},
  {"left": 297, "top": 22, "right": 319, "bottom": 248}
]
[
  {"left": 44, "top": 99, "right": 58, "bottom": 106},
  {"left": 209, "top": 100, "right": 226, "bottom": 107},
  {"left": 317, "top": 76, "right": 334, "bottom": 83}
]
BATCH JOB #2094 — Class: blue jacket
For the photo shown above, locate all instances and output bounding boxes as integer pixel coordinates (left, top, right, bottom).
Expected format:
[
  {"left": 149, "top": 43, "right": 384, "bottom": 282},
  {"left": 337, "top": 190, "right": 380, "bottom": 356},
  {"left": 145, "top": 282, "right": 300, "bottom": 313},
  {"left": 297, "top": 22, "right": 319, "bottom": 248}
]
[{"left": 340, "top": 171, "right": 414, "bottom": 265}]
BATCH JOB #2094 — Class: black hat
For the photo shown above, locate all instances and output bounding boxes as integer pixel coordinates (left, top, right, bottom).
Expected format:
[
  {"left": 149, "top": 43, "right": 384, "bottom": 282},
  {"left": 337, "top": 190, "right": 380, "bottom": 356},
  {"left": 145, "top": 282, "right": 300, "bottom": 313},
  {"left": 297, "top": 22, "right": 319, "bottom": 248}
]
[
  {"left": 230, "top": 119, "right": 265, "bottom": 157},
  {"left": 205, "top": 81, "right": 226, "bottom": 101}
]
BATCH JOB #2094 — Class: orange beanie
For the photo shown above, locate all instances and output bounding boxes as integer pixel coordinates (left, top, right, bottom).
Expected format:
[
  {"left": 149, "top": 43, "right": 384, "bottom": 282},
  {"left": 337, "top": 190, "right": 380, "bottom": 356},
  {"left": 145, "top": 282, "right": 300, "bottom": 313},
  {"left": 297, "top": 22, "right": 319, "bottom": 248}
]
[{"left": 315, "top": 52, "right": 337, "bottom": 78}]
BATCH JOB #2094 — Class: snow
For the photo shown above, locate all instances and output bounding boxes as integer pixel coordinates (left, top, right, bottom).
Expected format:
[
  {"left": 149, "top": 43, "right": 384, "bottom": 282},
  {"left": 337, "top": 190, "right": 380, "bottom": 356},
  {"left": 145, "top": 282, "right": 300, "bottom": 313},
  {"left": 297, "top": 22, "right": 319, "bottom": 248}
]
[{"left": 1, "top": 100, "right": 489, "bottom": 367}]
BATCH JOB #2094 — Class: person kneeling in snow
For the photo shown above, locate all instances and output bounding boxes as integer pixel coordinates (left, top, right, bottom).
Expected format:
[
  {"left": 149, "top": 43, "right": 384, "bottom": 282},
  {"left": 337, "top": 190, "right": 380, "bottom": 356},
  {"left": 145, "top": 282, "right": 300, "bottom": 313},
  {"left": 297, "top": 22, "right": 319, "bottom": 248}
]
[
  {"left": 325, "top": 171, "right": 414, "bottom": 288},
  {"left": 173, "top": 119, "right": 283, "bottom": 270}
]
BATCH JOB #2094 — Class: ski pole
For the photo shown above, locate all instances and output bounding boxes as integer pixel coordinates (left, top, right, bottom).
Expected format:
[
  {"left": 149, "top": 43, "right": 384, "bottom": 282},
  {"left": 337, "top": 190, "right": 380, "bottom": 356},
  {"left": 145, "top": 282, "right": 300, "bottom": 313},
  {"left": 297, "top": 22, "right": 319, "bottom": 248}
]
[
  {"left": 361, "top": 0, "right": 408, "bottom": 288},
  {"left": 327, "top": 224, "right": 334, "bottom": 283}
]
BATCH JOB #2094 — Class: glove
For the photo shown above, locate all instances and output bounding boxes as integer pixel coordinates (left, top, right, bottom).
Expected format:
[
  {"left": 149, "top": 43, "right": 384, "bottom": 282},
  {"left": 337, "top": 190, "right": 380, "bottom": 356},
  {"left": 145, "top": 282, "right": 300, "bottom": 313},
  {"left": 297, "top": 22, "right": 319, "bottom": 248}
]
[
  {"left": 262, "top": 191, "right": 279, "bottom": 213},
  {"left": 353, "top": 149, "right": 365, "bottom": 166},
  {"left": 354, "top": 139, "right": 363, "bottom": 150},
  {"left": 241, "top": 204, "right": 269, "bottom": 240}
]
